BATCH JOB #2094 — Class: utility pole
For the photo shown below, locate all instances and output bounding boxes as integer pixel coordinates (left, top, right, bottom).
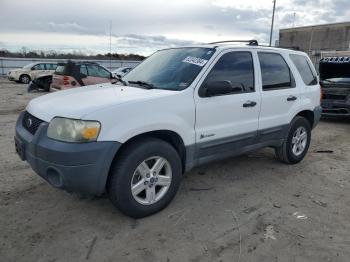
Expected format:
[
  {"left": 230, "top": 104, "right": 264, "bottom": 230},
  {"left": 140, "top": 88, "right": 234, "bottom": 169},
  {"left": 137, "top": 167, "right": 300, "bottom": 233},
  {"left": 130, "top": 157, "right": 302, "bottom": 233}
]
[
  {"left": 109, "top": 20, "right": 112, "bottom": 70},
  {"left": 269, "top": 0, "right": 276, "bottom": 46},
  {"left": 292, "top": 12, "right": 296, "bottom": 28}
]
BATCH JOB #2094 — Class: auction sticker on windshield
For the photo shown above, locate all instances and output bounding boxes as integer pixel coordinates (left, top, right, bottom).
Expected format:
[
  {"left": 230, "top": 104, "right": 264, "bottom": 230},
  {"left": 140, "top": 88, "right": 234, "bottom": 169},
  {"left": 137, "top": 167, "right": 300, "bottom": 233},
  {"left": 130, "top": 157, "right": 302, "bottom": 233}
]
[{"left": 182, "top": 56, "right": 208, "bottom": 67}]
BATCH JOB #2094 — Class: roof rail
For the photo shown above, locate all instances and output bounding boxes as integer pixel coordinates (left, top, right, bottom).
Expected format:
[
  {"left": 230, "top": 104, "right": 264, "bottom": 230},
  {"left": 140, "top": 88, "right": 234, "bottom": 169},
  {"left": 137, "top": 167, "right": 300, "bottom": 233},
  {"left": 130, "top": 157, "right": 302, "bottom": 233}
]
[{"left": 208, "top": 40, "right": 259, "bottom": 46}]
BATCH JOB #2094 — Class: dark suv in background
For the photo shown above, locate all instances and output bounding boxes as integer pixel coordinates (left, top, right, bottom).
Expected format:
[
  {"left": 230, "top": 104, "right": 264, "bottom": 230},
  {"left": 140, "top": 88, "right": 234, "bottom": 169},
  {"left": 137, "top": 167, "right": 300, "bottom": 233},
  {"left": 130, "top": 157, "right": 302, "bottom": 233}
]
[
  {"left": 50, "top": 61, "right": 117, "bottom": 91},
  {"left": 319, "top": 57, "right": 350, "bottom": 118}
]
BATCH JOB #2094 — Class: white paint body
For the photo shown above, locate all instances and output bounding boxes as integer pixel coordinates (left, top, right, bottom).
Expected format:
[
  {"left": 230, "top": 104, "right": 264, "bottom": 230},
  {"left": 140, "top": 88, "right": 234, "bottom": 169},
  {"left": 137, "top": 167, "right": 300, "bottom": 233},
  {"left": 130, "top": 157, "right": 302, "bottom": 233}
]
[{"left": 26, "top": 45, "right": 320, "bottom": 146}]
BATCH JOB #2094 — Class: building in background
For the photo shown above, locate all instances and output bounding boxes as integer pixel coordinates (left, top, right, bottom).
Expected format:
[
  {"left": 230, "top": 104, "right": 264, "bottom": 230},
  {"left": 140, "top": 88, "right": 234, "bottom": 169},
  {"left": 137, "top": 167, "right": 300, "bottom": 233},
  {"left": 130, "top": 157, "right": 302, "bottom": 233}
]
[{"left": 279, "top": 21, "right": 350, "bottom": 70}]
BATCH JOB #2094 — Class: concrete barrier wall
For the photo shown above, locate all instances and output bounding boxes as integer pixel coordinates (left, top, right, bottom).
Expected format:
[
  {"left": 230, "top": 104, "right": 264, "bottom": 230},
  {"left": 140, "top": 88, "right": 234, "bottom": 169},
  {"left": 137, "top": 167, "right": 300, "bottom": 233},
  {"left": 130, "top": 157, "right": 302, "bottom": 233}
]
[{"left": 0, "top": 57, "right": 141, "bottom": 75}]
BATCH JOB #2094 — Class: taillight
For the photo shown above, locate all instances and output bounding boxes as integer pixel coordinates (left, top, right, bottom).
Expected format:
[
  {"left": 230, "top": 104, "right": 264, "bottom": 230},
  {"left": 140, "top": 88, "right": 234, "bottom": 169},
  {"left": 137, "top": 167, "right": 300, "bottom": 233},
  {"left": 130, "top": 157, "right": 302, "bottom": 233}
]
[
  {"left": 63, "top": 76, "right": 70, "bottom": 86},
  {"left": 320, "top": 85, "right": 323, "bottom": 102}
]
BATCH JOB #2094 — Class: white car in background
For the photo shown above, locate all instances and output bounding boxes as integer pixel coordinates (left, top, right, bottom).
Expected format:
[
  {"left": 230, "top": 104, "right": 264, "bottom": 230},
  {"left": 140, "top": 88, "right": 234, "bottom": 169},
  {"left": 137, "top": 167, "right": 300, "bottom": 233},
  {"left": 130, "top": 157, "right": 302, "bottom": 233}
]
[
  {"left": 8, "top": 62, "right": 58, "bottom": 84},
  {"left": 112, "top": 66, "right": 133, "bottom": 78}
]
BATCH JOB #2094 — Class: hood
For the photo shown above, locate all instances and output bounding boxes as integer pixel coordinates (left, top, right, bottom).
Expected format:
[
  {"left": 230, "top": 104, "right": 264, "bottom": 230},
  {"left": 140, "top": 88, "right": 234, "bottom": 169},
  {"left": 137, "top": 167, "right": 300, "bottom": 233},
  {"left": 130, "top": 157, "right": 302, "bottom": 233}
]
[
  {"left": 319, "top": 60, "right": 350, "bottom": 81},
  {"left": 26, "top": 83, "right": 175, "bottom": 122},
  {"left": 9, "top": 68, "right": 25, "bottom": 73}
]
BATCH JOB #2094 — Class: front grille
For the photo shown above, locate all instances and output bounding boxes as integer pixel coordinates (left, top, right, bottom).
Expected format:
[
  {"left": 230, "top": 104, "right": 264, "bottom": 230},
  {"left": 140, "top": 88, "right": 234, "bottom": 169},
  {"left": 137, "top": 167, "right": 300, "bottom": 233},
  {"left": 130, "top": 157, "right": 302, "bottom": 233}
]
[{"left": 22, "top": 111, "right": 45, "bottom": 135}]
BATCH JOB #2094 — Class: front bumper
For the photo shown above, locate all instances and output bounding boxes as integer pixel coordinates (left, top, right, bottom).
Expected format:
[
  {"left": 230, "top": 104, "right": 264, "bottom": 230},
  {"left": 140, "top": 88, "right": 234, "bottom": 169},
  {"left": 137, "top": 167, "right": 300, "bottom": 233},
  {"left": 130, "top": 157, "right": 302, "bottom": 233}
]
[
  {"left": 8, "top": 76, "right": 16, "bottom": 81},
  {"left": 321, "top": 99, "right": 350, "bottom": 117},
  {"left": 15, "top": 112, "right": 121, "bottom": 195}
]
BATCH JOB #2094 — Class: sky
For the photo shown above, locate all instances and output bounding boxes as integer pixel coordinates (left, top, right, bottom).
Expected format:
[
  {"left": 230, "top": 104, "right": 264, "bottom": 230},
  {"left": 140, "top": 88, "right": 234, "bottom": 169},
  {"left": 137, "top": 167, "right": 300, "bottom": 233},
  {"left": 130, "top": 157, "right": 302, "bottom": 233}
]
[{"left": 0, "top": 0, "right": 349, "bottom": 56}]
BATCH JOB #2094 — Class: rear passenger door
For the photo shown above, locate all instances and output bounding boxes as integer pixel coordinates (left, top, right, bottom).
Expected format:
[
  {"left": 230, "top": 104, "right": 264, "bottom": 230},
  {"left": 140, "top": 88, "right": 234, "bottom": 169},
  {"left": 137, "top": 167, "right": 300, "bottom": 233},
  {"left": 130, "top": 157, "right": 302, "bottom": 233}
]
[
  {"left": 194, "top": 50, "right": 261, "bottom": 159},
  {"left": 257, "top": 52, "right": 300, "bottom": 133},
  {"left": 45, "top": 63, "right": 58, "bottom": 74}
]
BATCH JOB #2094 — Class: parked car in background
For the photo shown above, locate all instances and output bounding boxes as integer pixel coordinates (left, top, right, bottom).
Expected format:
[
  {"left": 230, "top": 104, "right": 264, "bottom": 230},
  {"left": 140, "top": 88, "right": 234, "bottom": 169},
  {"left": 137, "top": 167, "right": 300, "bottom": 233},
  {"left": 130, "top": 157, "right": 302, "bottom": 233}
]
[
  {"left": 319, "top": 56, "right": 350, "bottom": 118},
  {"left": 15, "top": 41, "right": 321, "bottom": 218},
  {"left": 8, "top": 62, "right": 58, "bottom": 84},
  {"left": 112, "top": 66, "right": 133, "bottom": 77},
  {"left": 50, "top": 61, "right": 117, "bottom": 91}
]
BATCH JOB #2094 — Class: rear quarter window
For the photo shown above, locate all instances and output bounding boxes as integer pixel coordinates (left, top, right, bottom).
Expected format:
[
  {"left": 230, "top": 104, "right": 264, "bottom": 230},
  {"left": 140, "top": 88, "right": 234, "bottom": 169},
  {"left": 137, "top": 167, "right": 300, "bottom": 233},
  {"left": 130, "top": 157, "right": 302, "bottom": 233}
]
[
  {"left": 290, "top": 54, "right": 318, "bottom": 86},
  {"left": 54, "top": 65, "right": 66, "bottom": 75}
]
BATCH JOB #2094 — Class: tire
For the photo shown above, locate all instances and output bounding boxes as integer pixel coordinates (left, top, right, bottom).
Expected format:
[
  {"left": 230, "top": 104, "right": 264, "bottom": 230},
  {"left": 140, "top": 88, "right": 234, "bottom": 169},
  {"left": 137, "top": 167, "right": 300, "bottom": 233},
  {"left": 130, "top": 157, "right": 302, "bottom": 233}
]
[
  {"left": 19, "top": 74, "right": 31, "bottom": 84},
  {"left": 275, "top": 116, "right": 311, "bottom": 164},
  {"left": 107, "top": 138, "right": 182, "bottom": 218}
]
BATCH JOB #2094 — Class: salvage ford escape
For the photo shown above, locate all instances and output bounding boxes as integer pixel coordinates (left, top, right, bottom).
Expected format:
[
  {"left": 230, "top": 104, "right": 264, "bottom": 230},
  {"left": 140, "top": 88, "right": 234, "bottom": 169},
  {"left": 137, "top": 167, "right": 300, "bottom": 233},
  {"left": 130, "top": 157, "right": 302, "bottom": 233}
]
[{"left": 15, "top": 40, "right": 322, "bottom": 218}]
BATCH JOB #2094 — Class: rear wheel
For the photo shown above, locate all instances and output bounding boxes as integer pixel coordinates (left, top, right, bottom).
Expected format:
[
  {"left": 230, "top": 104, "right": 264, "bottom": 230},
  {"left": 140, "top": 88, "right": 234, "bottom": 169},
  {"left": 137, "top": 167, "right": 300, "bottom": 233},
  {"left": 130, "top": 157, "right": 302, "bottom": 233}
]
[
  {"left": 275, "top": 116, "right": 311, "bottom": 164},
  {"left": 19, "top": 74, "right": 31, "bottom": 84},
  {"left": 107, "top": 138, "right": 182, "bottom": 218}
]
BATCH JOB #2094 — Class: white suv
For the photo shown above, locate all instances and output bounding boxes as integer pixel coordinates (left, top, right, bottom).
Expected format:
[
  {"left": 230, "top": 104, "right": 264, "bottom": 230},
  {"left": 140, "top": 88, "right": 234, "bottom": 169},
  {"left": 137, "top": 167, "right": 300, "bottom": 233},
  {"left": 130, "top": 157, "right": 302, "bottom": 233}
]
[{"left": 15, "top": 40, "right": 322, "bottom": 218}]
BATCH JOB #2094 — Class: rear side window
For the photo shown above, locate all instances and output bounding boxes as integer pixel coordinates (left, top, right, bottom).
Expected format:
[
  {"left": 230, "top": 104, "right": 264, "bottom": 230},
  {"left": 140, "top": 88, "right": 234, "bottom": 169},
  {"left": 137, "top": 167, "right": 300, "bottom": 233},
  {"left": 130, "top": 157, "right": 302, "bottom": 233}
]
[
  {"left": 290, "top": 54, "right": 318, "bottom": 85},
  {"left": 86, "top": 65, "right": 111, "bottom": 78},
  {"left": 202, "top": 51, "right": 255, "bottom": 94},
  {"left": 258, "top": 52, "right": 295, "bottom": 91},
  {"left": 54, "top": 65, "right": 66, "bottom": 75}
]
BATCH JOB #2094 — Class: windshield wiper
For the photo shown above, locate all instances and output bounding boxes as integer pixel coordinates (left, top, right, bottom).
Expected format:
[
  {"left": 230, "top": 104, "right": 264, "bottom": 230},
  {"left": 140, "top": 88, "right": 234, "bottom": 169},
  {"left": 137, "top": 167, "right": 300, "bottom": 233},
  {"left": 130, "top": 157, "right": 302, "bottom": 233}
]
[{"left": 128, "top": 80, "right": 156, "bottom": 89}]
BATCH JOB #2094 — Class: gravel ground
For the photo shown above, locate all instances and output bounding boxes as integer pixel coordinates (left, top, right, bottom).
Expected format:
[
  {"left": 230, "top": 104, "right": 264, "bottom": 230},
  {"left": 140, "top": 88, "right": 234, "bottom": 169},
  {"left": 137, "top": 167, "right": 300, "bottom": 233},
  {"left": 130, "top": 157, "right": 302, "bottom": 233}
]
[{"left": 0, "top": 77, "right": 349, "bottom": 262}]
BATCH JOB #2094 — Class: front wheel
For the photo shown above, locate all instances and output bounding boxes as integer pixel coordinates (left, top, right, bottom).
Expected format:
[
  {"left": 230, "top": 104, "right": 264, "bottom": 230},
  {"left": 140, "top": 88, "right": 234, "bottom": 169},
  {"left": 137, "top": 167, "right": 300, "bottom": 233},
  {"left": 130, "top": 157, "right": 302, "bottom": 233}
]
[
  {"left": 107, "top": 138, "right": 182, "bottom": 218},
  {"left": 19, "top": 74, "right": 31, "bottom": 84},
  {"left": 275, "top": 116, "right": 311, "bottom": 164}
]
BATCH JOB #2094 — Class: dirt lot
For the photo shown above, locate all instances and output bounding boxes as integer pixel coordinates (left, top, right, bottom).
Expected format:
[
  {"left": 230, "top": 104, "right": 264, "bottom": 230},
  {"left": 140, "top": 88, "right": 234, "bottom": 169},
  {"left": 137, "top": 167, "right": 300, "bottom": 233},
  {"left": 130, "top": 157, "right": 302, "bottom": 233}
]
[{"left": 0, "top": 77, "right": 349, "bottom": 262}]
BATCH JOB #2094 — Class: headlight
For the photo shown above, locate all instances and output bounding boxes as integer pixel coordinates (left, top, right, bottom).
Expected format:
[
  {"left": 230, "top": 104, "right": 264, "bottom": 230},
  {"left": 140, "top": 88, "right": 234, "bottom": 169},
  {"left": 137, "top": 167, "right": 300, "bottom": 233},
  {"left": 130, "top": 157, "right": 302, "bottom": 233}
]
[{"left": 47, "top": 117, "right": 101, "bottom": 142}]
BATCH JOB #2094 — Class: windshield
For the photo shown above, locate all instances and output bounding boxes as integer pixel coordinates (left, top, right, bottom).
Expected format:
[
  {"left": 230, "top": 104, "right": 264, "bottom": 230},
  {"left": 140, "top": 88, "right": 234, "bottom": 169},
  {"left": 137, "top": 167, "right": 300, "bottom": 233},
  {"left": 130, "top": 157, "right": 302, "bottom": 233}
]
[
  {"left": 23, "top": 63, "right": 36, "bottom": 69},
  {"left": 123, "top": 47, "right": 215, "bottom": 90}
]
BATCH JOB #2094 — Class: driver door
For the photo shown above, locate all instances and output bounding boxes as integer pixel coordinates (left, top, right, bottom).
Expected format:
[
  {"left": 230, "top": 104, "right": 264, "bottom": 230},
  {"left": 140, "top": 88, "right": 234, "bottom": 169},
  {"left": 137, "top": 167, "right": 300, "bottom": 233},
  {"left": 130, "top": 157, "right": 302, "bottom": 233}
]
[
  {"left": 194, "top": 50, "right": 261, "bottom": 160},
  {"left": 84, "top": 64, "right": 113, "bottom": 85}
]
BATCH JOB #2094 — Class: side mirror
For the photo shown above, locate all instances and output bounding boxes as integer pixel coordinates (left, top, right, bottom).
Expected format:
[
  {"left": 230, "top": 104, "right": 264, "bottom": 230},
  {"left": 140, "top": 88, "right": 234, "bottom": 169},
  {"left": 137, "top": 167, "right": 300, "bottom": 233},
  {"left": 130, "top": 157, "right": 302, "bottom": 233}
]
[
  {"left": 201, "top": 81, "right": 243, "bottom": 97},
  {"left": 111, "top": 73, "right": 122, "bottom": 79},
  {"left": 80, "top": 73, "right": 87, "bottom": 78}
]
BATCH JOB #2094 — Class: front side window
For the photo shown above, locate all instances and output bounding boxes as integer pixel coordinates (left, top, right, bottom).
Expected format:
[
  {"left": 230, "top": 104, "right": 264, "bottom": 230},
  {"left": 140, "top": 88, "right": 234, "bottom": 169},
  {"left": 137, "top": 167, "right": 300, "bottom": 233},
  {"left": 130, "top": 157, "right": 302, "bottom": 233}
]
[
  {"left": 290, "top": 54, "right": 318, "bottom": 85},
  {"left": 123, "top": 47, "right": 216, "bottom": 90},
  {"left": 86, "top": 65, "right": 111, "bottom": 78},
  {"left": 200, "top": 51, "right": 255, "bottom": 97},
  {"left": 258, "top": 52, "right": 295, "bottom": 91},
  {"left": 32, "top": 63, "right": 45, "bottom": 70}
]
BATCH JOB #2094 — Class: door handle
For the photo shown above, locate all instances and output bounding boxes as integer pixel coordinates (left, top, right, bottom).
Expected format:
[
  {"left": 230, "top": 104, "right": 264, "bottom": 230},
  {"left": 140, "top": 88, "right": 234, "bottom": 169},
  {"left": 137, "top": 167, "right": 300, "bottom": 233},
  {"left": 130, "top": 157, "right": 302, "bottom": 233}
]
[
  {"left": 287, "top": 95, "right": 297, "bottom": 101},
  {"left": 243, "top": 100, "right": 257, "bottom": 108}
]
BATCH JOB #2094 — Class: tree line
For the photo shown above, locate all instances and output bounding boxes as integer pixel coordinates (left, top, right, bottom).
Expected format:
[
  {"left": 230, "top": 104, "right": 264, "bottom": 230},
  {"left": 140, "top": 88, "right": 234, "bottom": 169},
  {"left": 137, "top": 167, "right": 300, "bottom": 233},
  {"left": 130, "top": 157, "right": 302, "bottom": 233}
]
[{"left": 0, "top": 47, "right": 145, "bottom": 61}]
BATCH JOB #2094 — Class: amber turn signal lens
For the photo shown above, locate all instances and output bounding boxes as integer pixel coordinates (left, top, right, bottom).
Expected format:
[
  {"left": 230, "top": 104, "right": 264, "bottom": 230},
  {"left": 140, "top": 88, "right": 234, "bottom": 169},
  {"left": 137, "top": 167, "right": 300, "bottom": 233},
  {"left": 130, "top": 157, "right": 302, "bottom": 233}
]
[{"left": 82, "top": 127, "right": 98, "bottom": 139}]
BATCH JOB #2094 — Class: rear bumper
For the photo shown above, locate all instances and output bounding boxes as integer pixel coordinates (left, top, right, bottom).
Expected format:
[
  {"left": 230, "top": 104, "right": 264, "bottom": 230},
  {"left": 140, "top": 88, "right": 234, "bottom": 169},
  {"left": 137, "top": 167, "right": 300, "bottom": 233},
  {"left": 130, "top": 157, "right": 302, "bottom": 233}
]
[
  {"left": 321, "top": 99, "right": 350, "bottom": 117},
  {"left": 15, "top": 112, "right": 121, "bottom": 195}
]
